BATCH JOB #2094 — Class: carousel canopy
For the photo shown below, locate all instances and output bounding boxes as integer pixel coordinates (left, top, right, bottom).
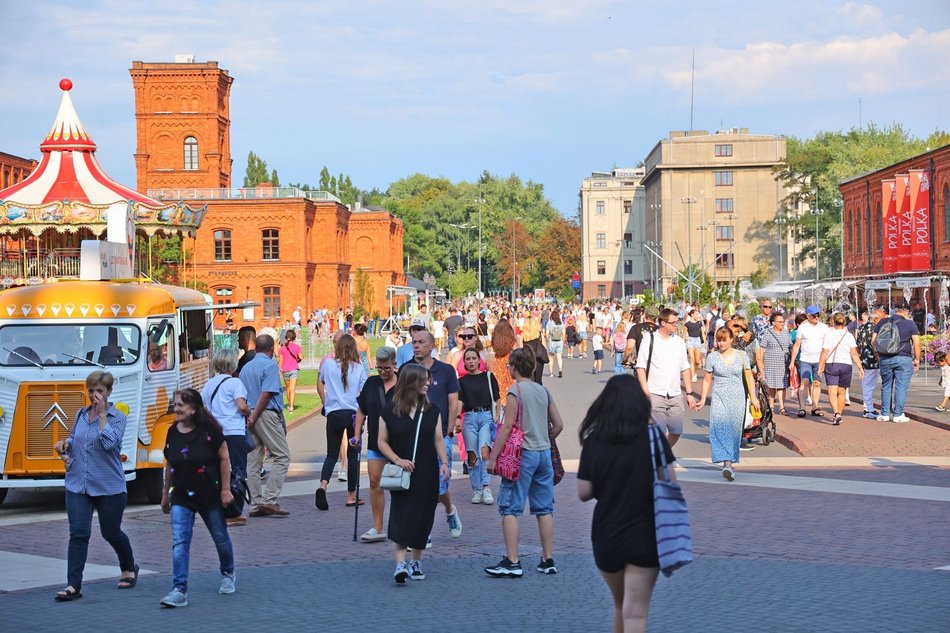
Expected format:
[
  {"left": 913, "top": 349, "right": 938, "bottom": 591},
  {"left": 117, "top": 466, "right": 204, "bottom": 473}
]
[{"left": 0, "top": 79, "right": 205, "bottom": 237}]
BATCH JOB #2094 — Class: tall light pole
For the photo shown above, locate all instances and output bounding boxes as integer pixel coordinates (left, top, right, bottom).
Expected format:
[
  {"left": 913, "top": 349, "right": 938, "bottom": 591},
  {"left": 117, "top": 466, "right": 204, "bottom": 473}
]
[
  {"left": 477, "top": 194, "right": 483, "bottom": 298},
  {"left": 510, "top": 216, "right": 522, "bottom": 302},
  {"left": 681, "top": 196, "right": 697, "bottom": 303},
  {"left": 649, "top": 198, "right": 661, "bottom": 296},
  {"left": 775, "top": 212, "right": 789, "bottom": 281}
]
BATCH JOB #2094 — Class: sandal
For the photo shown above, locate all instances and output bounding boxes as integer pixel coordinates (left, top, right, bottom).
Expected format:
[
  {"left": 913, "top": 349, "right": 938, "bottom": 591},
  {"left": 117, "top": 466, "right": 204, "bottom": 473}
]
[
  {"left": 797, "top": 409, "right": 806, "bottom": 418},
  {"left": 779, "top": 408, "right": 788, "bottom": 416},
  {"left": 54, "top": 587, "right": 82, "bottom": 602},
  {"left": 345, "top": 498, "right": 365, "bottom": 507},
  {"left": 812, "top": 408, "right": 826, "bottom": 417},
  {"left": 117, "top": 563, "right": 139, "bottom": 589}
]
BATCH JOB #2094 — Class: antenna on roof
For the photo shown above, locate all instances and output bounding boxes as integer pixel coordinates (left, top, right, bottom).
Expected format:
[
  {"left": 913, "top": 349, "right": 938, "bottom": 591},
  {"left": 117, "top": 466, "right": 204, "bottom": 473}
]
[{"left": 689, "top": 49, "right": 695, "bottom": 132}]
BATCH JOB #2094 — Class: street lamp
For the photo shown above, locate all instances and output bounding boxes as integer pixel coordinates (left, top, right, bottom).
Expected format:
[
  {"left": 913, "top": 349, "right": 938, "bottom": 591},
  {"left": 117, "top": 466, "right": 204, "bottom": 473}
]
[
  {"left": 649, "top": 199, "right": 661, "bottom": 296},
  {"left": 681, "top": 196, "right": 697, "bottom": 303},
  {"left": 447, "top": 222, "right": 472, "bottom": 273},
  {"left": 510, "top": 215, "right": 522, "bottom": 302},
  {"left": 645, "top": 240, "right": 659, "bottom": 296},
  {"left": 775, "top": 212, "right": 789, "bottom": 281}
]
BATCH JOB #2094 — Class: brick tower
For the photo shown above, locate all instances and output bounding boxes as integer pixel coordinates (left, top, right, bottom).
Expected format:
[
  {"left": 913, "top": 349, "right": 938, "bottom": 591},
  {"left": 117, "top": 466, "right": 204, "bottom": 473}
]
[{"left": 130, "top": 57, "right": 233, "bottom": 193}]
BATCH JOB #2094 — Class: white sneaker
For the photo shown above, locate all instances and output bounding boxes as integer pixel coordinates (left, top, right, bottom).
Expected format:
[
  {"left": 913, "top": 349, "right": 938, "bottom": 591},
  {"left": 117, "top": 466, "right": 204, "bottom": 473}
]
[
  {"left": 446, "top": 505, "right": 462, "bottom": 538},
  {"left": 337, "top": 468, "right": 347, "bottom": 482},
  {"left": 692, "top": 375, "right": 698, "bottom": 382},
  {"left": 471, "top": 489, "right": 483, "bottom": 504},
  {"left": 160, "top": 588, "right": 188, "bottom": 607},
  {"left": 481, "top": 488, "right": 494, "bottom": 505},
  {"left": 805, "top": 396, "right": 813, "bottom": 406},
  {"left": 892, "top": 414, "right": 911, "bottom": 423},
  {"left": 359, "top": 527, "right": 387, "bottom": 543},
  {"left": 876, "top": 415, "right": 890, "bottom": 422},
  {"left": 393, "top": 561, "right": 409, "bottom": 584},
  {"left": 219, "top": 572, "right": 235, "bottom": 594}
]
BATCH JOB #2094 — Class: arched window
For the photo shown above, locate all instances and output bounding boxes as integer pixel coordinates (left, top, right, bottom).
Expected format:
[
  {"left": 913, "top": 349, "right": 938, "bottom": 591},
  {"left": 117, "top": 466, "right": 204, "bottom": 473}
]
[
  {"left": 213, "top": 229, "right": 231, "bottom": 261},
  {"left": 944, "top": 184, "right": 950, "bottom": 242},
  {"left": 183, "top": 136, "right": 198, "bottom": 171},
  {"left": 262, "top": 229, "right": 279, "bottom": 260}
]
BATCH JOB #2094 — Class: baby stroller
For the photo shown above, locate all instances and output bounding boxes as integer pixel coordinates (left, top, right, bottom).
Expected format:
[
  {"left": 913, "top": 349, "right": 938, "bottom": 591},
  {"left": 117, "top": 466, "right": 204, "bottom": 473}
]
[{"left": 742, "top": 377, "right": 776, "bottom": 446}]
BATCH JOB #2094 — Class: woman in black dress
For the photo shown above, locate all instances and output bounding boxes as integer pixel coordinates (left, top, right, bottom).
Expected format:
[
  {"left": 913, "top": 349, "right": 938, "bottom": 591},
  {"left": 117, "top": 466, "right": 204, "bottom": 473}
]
[
  {"left": 378, "top": 364, "right": 450, "bottom": 583},
  {"left": 577, "top": 374, "right": 675, "bottom": 633}
]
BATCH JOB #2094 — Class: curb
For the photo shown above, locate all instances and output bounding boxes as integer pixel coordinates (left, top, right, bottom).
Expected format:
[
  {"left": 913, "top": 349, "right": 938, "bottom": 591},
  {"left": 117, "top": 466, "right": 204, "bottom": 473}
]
[
  {"left": 848, "top": 395, "right": 950, "bottom": 432},
  {"left": 773, "top": 422, "right": 809, "bottom": 457}
]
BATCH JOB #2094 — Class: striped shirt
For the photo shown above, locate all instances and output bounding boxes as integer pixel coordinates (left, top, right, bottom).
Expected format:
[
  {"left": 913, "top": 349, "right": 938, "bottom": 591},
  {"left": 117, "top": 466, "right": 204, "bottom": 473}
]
[{"left": 64, "top": 405, "right": 128, "bottom": 496}]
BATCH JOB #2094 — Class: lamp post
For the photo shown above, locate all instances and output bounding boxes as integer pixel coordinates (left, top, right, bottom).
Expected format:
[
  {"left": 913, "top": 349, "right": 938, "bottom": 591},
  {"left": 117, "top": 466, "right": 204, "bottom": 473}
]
[
  {"left": 645, "top": 241, "right": 658, "bottom": 296},
  {"left": 476, "top": 195, "right": 483, "bottom": 298},
  {"left": 681, "top": 196, "right": 697, "bottom": 303},
  {"left": 775, "top": 212, "right": 789, "bottom": 281},
  {"left": 649, "top": 199, "right": 661, "bottom": 296},
  {"left": 510, "top": 216, "right": 522, "bottom": 302}
]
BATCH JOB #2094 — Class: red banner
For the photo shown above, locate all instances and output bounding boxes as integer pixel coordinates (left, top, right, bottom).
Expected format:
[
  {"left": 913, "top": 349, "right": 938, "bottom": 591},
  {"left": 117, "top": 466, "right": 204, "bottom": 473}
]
[
  {"left": 882, "top": 179, "right": 898, "bottom": 274},
  {"left": 908, "top": 169, "right": 932, "bottom": 271},
  {"left": 895, "top": 173, "right": 912, "bottom": 272}
]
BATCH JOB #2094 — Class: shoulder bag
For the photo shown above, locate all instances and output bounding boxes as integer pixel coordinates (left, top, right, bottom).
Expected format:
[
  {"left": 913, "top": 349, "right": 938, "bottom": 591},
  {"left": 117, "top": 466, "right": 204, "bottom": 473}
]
[
  {"left": 210, "top": 376, "right": 256, "bottom": 452},
  {"left": 544, "top": 386, "right": 565, "bottom": 485},
  {"left": 648, "top": 424, "right": 692, "bottom": 577},
  {"left": 495, "top": 382, "right": 526, "bottom": 481},
  {"left": 380, "top": 407, "right": 423, "bottom": 491}
]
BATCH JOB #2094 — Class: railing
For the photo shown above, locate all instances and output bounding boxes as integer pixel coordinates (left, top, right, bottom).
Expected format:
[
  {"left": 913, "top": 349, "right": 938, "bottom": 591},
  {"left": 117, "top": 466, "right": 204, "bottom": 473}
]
[
  {"left": 147, "top": 187, "right": 342, "bottom": 204},
  {"left": 0, "top": 248, "right": 81, "bottom": 279}
]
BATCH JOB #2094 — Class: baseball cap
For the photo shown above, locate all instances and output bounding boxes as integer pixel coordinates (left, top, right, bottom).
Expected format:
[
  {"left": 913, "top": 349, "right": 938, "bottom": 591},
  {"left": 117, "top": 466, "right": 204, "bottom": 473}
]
[
  {"left": 409, "top": 318, "right": 428, "bottom": 331},
  {"left": 805, "top": 305, "right": 820, "bottom": 315},
  {"left": 644, "top": 306, "right": 659, "bottom": 318}
]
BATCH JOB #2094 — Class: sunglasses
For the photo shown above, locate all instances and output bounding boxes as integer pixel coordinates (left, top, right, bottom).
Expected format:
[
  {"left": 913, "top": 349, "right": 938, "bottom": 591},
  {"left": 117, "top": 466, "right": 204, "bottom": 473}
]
[
  {"left": 761, "top": 305, "right": 772, "bottom": 309},
  {"left": 378, "top": 366, "right": 395, "bottom": 372},
  {"left": 459, "top": 333, "right": 476, "bottom": 340}
]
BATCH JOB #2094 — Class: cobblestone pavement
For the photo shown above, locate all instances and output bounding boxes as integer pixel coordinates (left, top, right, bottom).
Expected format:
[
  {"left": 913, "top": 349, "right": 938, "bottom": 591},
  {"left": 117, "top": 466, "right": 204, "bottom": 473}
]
[{"left": 1, "top": 352, "right": 947, "bottom": 631}]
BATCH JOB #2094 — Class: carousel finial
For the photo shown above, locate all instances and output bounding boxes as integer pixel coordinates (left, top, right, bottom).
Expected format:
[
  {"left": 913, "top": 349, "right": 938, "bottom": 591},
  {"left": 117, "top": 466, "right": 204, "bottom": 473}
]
[{"left": 59, "top": 78, "right": 73, "bottom": 91}]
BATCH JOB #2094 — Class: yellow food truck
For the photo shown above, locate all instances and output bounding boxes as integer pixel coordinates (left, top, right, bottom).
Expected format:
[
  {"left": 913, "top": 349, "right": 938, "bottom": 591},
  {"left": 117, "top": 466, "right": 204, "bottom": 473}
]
[{"left": 0, "top": 280, "right": 219, "bottom": 505}]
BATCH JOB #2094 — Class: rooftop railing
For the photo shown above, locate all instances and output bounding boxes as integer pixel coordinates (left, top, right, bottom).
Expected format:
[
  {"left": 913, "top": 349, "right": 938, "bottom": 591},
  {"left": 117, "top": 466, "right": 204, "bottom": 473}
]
[{"left": 147, "top": 187, "right": 342, "bottom": 204}]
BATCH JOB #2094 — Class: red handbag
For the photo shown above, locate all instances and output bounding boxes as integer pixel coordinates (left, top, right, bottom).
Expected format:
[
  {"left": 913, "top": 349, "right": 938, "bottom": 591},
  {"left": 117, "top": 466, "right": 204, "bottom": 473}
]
[{"left": 496, "top": 383, "right": 525, "bottom": 481}]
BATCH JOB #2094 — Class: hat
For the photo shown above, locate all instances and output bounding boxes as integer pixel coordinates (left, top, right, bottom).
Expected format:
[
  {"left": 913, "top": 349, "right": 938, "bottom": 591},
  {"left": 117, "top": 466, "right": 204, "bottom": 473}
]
[
  {"left": 805, "top": 305, "right": 820, "bottom": 315},
  {"left": 409, "top": 318, "right": 428, "bottom": 330},
  {"left": 644, "top": 306, "right": 659, "bottom": 318}
]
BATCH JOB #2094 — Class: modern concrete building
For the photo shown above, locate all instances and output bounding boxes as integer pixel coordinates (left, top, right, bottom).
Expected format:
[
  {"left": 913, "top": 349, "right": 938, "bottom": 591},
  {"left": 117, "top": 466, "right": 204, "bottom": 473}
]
[
  {"left": 641, "top": 129, "right": 792, "bottom": 297},
  {"left": 579, "top": 168, "right": 647, "bottom": 301}
]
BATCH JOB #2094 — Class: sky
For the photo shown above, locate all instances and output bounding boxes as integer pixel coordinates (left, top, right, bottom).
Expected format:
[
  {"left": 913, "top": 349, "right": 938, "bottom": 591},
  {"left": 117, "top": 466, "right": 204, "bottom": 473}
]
[{"left": 1, "top": 0, "right": 948, "bottom": 216}]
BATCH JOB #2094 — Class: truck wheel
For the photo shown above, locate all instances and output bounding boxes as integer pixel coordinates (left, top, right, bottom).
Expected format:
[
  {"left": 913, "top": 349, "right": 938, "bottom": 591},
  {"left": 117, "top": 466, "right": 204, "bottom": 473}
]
[
  {"left": 0, "top": 487, "right": 7, "bottom": 507},
  {"left": 138, "top": 470, "right": 164, "bottom": 504}
]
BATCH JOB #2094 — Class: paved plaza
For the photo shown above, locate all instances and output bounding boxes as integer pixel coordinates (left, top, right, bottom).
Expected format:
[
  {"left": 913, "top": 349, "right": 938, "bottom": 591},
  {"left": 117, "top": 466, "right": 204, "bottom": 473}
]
[{"left": 1, "top": 353, "right": 948, "bottom": 631}]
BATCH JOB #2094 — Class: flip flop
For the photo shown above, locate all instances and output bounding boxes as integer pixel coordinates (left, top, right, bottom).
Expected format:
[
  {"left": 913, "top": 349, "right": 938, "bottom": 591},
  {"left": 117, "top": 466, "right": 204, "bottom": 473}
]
[
  {"left": 345, "top": 499, "right": 365, "bottom": 507},
  {"left": 117, "top": 563, "right": 139, "bottom": 589},
  {"left": 314, "top": 487, "right": 329, "bottom": 511},
  {"left": 54, "top": 587, "right": 82, "bottom": 602}
]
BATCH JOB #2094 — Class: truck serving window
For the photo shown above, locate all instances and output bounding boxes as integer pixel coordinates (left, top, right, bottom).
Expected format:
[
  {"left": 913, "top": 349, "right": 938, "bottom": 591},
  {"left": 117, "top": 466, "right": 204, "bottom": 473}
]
[{"left": 0, "top": 324, "right": 142, "bottom": 367}]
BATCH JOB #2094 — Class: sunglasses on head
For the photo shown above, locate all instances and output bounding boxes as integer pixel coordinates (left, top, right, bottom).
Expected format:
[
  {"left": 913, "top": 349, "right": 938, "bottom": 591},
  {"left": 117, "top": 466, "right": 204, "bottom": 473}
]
[{"left": 459, "top": 333, "right": 476, "bottom": 340}]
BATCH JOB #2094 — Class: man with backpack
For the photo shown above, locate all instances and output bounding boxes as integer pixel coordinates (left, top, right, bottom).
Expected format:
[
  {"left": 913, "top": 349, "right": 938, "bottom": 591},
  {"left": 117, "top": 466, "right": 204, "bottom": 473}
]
[{"left": 872, "top": 303, "right": 921, "bottom": 423}]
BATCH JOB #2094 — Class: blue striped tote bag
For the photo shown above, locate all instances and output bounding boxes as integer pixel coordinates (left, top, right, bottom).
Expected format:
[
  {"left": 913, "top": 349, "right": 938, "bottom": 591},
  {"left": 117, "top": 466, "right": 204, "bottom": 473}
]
[{"left": 648, "top": 424, "right": 692, "bottom": 577}]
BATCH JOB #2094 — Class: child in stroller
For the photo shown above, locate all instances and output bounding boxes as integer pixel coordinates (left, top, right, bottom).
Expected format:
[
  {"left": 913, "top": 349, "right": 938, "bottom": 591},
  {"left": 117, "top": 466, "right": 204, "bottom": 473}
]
[{"left": 743, "top": 377, "right": 777, "bottom": 446}]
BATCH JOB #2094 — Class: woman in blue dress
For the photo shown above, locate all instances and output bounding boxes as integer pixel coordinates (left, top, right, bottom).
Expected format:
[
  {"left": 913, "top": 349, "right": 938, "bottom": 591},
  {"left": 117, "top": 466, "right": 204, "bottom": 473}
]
[{"left": 697, "top": 327, "right": 759, "bottom": 481}]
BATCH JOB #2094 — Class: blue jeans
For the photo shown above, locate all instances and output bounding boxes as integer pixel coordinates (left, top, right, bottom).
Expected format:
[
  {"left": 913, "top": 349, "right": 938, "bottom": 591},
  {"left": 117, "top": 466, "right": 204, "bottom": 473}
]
[
  {"left": 65, "top": 491, "right": 135, "bottom": 591},
  {"left": 170, "top": 503, "right": 234, "bottom": 592},
  {"left": 461, "top": 409, "right": 493, "bottom": 490},
  {"left": 613, "top": 350, "right": 625, "bottom": 374},
  {"left": 497, "top": 449, "right": 554, "bottom": 516},
  {"left": 879, "top": 355, "right": 914, "bottom": 416}
]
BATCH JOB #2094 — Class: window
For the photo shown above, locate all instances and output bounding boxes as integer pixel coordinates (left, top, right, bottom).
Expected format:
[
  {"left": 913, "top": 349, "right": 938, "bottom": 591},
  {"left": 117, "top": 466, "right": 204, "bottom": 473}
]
[
  {"left": 715, "top": 253, "right": 734, "bottom": 268},
  {"left": 597, "top": 285, "right": 607, "bottom": 298},
  {"left": 944, "top": 184, "right": 950, "bottom": 242},
  {"left": 595, "top": 233, "right": 606, "bottom": 249},
  {"left": 213, "top": 229, "right": 231, "bottom": 261},
  {"left": 146, "top": 321, "right": 175, "bottom": 372},
  {"left": 624, "top": 283, "right": 633, "bottom": 297},
  {"left": 595, "top": 200, "right": 605, "bottom": 215},
  {"left": 263, "top": 286, "right": 281, "bottom": 319},
  {"left": 715, "top": 144, "right": 733, "bottom": 157},
  {"left": 715, "top": 171, "right": 733, "bottom": 186},
  {"left": 715, "top": 198, "right": 734, "bottom": 213},
  {"left": 623, "top": 232, "right": 633, "bottom": 247},
  {"left": 262, "top": 229, "right": 280, "bottom": 260},
  {"left": 715, "top": 226, "right": 734, "bottom": 241},
  {"left": 214, "top": 286, "right": 234, "bottom": 309},
  {"left": 623, "top": 200, "right": 632, "bottom": 214},
  {"left": 596, "top": 260, "right": 606, "bottom": 275},
  {"left": 183, "top": 136, "right": 198, "bottom": 171},
  {"left": 0, "top": 323, "right": 142, "bottom": 367},
  {"left": 623, "top": 259, "right": 633, "bottom": 275}
]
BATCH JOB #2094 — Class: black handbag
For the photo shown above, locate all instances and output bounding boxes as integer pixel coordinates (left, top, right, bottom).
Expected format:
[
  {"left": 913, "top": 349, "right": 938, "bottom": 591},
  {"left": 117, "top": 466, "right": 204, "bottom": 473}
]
[{"left": 225, "top": 472, "right": 251, "bottom": 518}]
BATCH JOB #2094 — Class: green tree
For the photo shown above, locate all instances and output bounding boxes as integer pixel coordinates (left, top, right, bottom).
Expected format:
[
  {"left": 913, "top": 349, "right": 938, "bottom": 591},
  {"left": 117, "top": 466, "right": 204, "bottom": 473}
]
[
  {"left": 352, "top": 268, "right": 374, "bottom": 320},
  {"left": 243, "top": 151, "right": 272, "bottom": 187},
  {"left": 438, "top": 269, "right": 478, "bottom": 301},
  {"left": 671, "top": 265, "right": 716, "bottom": 304}
]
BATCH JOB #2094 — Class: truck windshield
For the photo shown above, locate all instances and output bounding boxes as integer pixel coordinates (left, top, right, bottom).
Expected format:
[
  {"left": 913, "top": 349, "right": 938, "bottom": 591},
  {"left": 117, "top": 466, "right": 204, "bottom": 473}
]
[{"left": 0, "top": 324, "right": 142, "bottom": 367}]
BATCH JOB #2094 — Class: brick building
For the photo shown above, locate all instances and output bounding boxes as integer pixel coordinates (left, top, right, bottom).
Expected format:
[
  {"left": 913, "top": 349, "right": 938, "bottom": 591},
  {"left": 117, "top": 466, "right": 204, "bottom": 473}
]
[
  {"left": 840, "top": 144, "right": 950, "bottom": 278},
  {"left": 132, "top": 57, "right": 404, "bottom": 327},
  {"left": 0, "top": 151, "right": 37, "bottom": 190}
]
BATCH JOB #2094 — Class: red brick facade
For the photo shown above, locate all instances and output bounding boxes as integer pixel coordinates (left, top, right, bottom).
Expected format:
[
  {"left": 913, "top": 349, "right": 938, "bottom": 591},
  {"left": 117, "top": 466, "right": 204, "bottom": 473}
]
[
  {"left": 840, "top": 145, "right": 950, "bottom": 277},
  {"left": 0, "top": 151, "right": 37, "bottom": 190}
]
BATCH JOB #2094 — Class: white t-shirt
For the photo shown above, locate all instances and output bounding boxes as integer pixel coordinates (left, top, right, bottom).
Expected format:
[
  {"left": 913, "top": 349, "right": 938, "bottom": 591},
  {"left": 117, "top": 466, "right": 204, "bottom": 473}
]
[
  {"left": 592, "top": 334, "right": 604, "bottom": 351},
  {"left": 636, "top": 331, "right": 690, "bottom": 396},
  {"left": 201, "top": 374, "right": 248, "bottom": 436},
  {"left": 821, "top": 329, "right": 857, "bottom": 365},
  {"left": 796, "top": 321, "right": 828, "bottom": 363}
]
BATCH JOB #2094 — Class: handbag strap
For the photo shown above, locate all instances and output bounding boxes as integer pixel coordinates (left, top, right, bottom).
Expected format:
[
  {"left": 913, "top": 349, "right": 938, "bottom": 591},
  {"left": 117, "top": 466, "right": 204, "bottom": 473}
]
[
  {"left": 487, "top": 370, "right": 494, "bottom": 404},
  {"left": 644, "top": 329, "right": 656, "bottom": 380},
  {"left": 410, "top": 407, "right": 423, "bottom": 462},
  {"left": 209, "top": 376, "right": 232, "bottom": 406},
  {"left": 827, "top": 331, "right": 846, "bottom": 359},
  {"left": 648, "top": 425, "right": 670, "bottom": 481},
  {"left": 513, "top": 382, "right": 524, "bottom": 430}
]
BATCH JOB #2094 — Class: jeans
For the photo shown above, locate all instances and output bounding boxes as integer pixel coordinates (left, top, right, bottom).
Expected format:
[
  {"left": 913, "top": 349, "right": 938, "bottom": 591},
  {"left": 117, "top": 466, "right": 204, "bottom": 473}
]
[
  {"left": 613, "top": 350, "right": 625, "bottom": 375},
  {"left": 879, "top": 355, "right": 913, "bottom": 416},
  {"left": 321, "top": 409, "right": 358, "bottom": 491},
  {"left": 461, "top": 409, "right": 493, "bottom": 490},
  {"left": 65, "top": 491, "right": 135, "bottom": 591},
  {"left": 170, "top": 503, "right": 234, "bottom": 592},
  {"left": 861, "top": 368, "right": 880, "bottom": 412},
  {"left": 497, "top": 449, "right": 554, "bottom": 516},
  {"left": 225, "top": 433, "right": 248, "bottom": 481}
]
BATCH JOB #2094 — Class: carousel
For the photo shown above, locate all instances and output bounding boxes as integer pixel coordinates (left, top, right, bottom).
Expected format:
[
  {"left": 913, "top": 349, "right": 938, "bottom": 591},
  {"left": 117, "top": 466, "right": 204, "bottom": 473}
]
[{"left": 0, "top": 79, "right": 205, "bottom": 286}]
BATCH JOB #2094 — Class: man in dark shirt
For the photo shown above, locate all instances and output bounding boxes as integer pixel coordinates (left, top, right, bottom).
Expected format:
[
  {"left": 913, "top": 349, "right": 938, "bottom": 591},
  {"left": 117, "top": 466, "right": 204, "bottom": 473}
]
[
  {"left": 622, "top": 307, "right": 657, "bottom": 366},
  {"left": 234, "top": 326, "right": 257, "bottom": 376},
  {"left": 872, "top": 303, "right": 920, "bottom": 423},
  {"left": 407, "top": 330, "right": 463, "bottom": 538},
  {"left": 443, "top": 306, "right": 464, "bottom": 352}
]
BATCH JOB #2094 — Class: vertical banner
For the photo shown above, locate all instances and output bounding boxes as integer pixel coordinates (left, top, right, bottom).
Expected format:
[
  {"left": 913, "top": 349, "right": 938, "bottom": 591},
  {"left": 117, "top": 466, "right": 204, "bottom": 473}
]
[
  {"left": 895, "top": 173, "right": 912, "bottom": 272},
  {"left": 908, "top": 169, "right": 932, "bottom": 272},
  {"left": 882, "top": 179, "right": 898, "bottom": 274}
]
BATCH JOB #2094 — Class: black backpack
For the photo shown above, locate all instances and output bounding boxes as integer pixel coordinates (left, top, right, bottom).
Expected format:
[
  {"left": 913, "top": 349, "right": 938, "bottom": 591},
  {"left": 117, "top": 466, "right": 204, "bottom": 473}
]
[{"left": 873, "top": 318, "right": 902, "bottom": 355}]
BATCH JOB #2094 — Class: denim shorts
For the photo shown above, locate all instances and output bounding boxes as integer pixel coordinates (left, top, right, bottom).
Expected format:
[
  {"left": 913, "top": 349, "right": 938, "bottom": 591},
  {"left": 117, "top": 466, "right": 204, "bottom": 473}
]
[
  {"left": 687, "top": 336, "right": 703, "bottom": 350},
  {"left": 578, "top": 331, "right": 588, "bottom": 340},
  {"left": 593, "top": 349, "right": 604, "bottom": 360},
  {"left": 282, "top": 369, "right": 299, "bottom": 381},
  {"left": 547, "top": 341, "right": 563, "bottom": 354},
  {"left": 438, "top": 435, "right": 453, "bottom": 496},
  {"left": 798, "top": 361, "right": 821, "bottom": 383},
  {"left": 497, "top": 449, "right": 554, "bottom": 516},
  {"left": 366, "top": 448, "right": 388, "bottom": 461},
  {"left": 823, "top": 362, "right": 852, "bottom": 387}
]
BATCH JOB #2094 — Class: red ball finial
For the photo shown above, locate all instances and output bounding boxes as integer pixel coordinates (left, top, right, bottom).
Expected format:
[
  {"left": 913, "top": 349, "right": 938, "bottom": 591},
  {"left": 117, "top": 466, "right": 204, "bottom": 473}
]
[{"left": 59, "top": 78, "right": 73, "bottom": 91}]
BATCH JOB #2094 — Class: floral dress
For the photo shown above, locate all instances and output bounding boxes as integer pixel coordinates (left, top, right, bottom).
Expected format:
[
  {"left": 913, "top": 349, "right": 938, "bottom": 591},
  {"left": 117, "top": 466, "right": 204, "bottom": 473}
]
[{"left": 705, "top": 350, "right": 749, "bottom": 464}]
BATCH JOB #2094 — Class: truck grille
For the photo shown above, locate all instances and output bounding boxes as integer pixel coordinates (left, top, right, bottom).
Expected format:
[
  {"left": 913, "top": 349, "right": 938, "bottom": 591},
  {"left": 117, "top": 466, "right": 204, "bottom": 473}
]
[{"left": 26, "top": 388, "right": 87, "bottom": 459}]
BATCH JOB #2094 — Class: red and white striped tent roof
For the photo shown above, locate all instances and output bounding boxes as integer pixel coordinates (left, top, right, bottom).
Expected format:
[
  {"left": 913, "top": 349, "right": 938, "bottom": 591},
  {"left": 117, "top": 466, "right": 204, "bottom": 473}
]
[{"left": 0, "top": 79, "right": 205, "bottom": 237}]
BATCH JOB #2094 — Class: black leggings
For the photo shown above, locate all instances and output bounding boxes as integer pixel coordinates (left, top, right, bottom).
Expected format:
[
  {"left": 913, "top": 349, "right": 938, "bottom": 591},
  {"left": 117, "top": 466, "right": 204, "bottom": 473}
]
[{"left": 322, "top": 409, "right": 358, "bottom": 492}]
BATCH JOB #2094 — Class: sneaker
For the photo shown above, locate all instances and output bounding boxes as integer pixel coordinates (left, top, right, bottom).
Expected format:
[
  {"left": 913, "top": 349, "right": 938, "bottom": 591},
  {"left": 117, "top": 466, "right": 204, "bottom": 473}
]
[
  {"left": 935, "top": 406, "right": 947, "bottom": 412},
  {"left": 160, "top": 588, "right": 188, "bottom": 607},
  {"left": 471, "top": 489, "right": 483, "bottom": 504},
  {"left": 393, "top": 561, "right": 409, "bottom": 584},
  {"left": 219, "top": 572, "right": 235, "bottom": 594},
  {"left": 359, "top": 527, "right": 387, "bottom": 543},
  {"left": 832, "top": 414, "right": 842, "bottom": 426},
  {"left": 337, "top": 469, "right": 347, "bottom": 482},
  {"left": 485, "top": 557, "right": 523, "bottom": 577},
  {"left": 739, "top": 443, "right": 755, "bottom": 451},
  {"left": 692, "top": 375, "right": 698, "bottom": 383},
  {"left": 462, "top": 462, "right": 470, "bottom": 475},
  {"left": 722, "top": 466, "right": 735, "bottom": 481},
  {"left": 446, "top": 506, "right": 462, "bottom": 538},
  {"left": 537, "top": 558, "right": 558, "bottom": 574},
  {"left": 481, "top": 488, "right": 494, "bottom": 505},
  {"left": 805, "top": 396, "right": 813, "bottom": 406},
  {"left": 892, "top": 414, "right": 911, "bottom": 423},
  {"left": 876, "top": 415, "right": 890, "bottom": 422},
  {"left": 408, "top": 560, "right": 426, "bottom": 581},
  {"left": 861, "top": 411, "right": 878, "bottom": 420}
]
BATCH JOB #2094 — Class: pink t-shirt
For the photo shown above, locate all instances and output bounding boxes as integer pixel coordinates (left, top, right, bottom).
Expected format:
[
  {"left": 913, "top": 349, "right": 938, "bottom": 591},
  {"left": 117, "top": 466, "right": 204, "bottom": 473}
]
[{"left": 279, "top": 342, "right": 302, "bottom": 372}]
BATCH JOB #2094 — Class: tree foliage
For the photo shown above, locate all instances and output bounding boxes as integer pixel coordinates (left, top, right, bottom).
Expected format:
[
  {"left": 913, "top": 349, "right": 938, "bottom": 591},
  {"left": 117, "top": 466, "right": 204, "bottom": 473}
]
[
  {"left": 352, "top": 268, "right": 374, "bottom": 320},
  {"left": 243, "top": 151, "right": 278, "bottom": 188}
]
